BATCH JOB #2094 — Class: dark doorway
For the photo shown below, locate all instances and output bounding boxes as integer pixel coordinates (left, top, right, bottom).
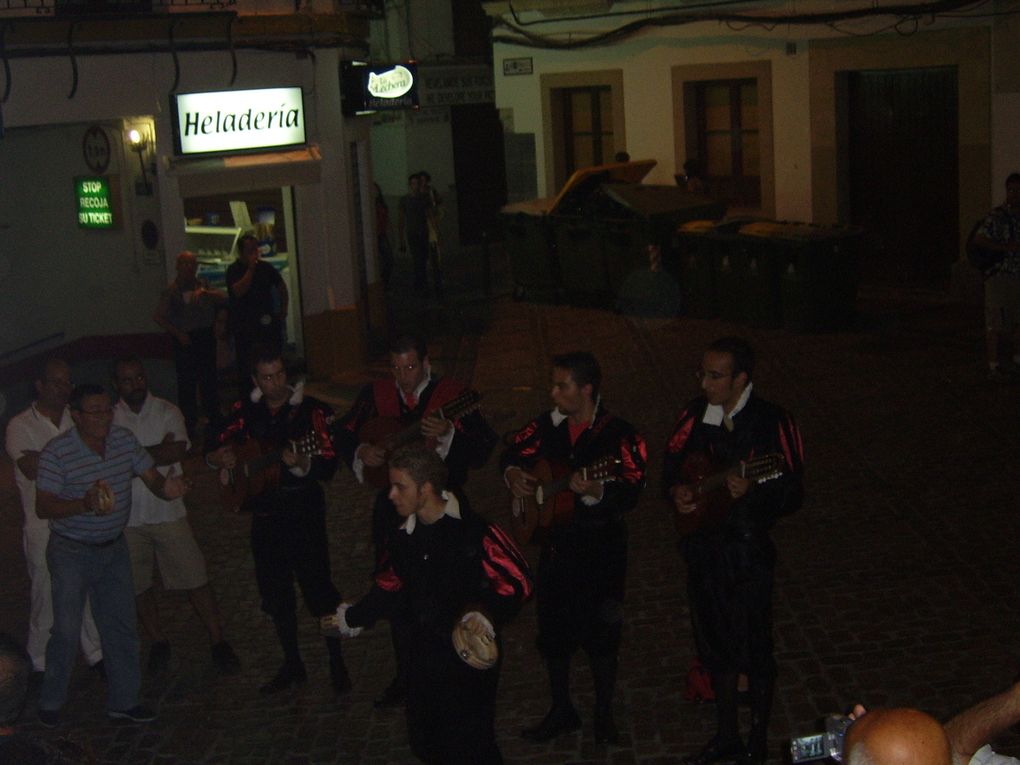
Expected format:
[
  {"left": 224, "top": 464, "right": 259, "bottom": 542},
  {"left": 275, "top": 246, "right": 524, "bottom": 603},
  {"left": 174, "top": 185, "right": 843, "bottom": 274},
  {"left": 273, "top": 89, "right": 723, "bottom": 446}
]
[
  {"left": 846, "top": 67, "right": 958, "bottom": 286},
  {"left": 450, "top": 103, "right": 507, "bottom": 246}
]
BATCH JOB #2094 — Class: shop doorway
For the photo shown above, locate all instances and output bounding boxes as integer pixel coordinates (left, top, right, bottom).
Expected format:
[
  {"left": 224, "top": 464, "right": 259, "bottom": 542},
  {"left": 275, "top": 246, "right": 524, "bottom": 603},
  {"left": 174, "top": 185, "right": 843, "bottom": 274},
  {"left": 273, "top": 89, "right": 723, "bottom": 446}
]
[
  {"left": 182, "top": 186, "right": 304, "bottom": 361},
  {"left": 451, "top": 104, "right": 508, "bottom": 246},
  {"left": 844, "top": 67, "right": 958, "bottom": 286}
]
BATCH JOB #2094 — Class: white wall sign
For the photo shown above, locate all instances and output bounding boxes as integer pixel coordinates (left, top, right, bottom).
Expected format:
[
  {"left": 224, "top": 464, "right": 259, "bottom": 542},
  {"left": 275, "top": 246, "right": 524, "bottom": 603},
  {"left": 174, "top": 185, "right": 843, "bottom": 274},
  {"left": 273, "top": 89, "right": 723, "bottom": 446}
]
[{"left": 173, "top": 87, "right": 306, "bottom": 155}]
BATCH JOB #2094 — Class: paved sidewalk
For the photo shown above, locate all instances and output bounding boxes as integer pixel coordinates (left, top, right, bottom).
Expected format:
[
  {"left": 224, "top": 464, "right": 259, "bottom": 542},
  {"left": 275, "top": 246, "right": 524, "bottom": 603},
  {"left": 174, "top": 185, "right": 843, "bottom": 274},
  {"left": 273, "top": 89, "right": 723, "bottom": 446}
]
[{"left": 3, "top": 280, "right": 1020, "bottom": 763}]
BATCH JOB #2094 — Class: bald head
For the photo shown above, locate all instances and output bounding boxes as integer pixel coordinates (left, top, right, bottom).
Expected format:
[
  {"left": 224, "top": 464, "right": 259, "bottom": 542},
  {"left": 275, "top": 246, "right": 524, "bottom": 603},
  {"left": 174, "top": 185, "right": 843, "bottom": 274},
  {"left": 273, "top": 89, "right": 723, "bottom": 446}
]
[{"left": 846, "top": 708, "right": 953, "bottom": 765}]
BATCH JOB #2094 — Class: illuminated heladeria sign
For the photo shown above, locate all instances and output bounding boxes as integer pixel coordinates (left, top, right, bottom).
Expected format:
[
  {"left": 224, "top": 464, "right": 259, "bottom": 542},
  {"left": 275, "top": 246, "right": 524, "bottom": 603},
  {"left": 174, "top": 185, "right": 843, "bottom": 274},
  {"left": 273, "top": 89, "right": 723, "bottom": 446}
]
[
  {"left": 173, "top": 87, "right": 306, "bottom": 155},
  {"left": 75, "top": 176, "right": 114, "bottom": 229}
]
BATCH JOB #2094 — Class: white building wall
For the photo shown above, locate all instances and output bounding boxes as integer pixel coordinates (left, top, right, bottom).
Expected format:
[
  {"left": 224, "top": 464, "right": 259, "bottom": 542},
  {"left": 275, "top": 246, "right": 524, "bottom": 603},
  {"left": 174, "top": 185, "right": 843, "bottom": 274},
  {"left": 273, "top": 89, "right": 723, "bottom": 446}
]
[
  {"left": 491, "top": 12, "right": 989, "bottom": 222},
  {"left": 0, "top": 45, "right": 365, "bottom": 360}
]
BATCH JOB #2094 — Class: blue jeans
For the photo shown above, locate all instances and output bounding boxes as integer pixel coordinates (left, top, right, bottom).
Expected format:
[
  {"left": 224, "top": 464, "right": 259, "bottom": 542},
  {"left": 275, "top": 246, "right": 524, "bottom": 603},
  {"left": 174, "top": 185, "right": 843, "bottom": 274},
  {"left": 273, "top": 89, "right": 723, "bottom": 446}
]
[{"left": 40, "top": 533, "right": 141, "bottom": 712}]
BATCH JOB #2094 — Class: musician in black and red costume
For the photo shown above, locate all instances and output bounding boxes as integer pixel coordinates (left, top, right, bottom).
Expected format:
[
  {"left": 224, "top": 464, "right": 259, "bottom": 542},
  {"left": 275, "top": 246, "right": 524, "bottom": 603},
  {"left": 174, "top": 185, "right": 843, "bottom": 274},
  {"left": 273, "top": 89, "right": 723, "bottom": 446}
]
[
  {"left": 205, "top": 344, "right": 351, "bottom": 697},
  {"left": 501, "top": 351, "right": 647, "bottom": 746},
  {"left": 331, "top": 333, "right": 496, "bottom": 707},
  {"left": 332, "top": 444, "right": 533, "bottom": 764},
  {"left": 663, "top": 337, "right": 804, "bottom": 765}
]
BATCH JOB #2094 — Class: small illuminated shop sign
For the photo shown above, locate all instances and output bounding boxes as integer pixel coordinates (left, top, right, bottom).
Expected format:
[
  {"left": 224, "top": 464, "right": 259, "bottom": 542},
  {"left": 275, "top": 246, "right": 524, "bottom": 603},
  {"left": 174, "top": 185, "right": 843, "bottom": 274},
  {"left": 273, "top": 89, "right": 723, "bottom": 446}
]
[
  {"left": 341, "top": 62, "right": 420, "bottom": 116},
  {"left": 172, "top": 87, "right": 306, "bottom": 155},
  {"left": 75, "top": 176, "right": 114, "bottom": 229}
]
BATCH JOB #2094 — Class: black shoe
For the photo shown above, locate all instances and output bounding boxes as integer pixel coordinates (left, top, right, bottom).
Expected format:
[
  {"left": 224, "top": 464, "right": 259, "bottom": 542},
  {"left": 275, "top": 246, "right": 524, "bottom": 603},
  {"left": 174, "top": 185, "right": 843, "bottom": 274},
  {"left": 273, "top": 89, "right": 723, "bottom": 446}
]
[
  {"left": 147, "top": 641, "right": 171, "bottom": 674},
  {"left": 90, "top": 659, "right": 107, "bottom": 682},
  {"left": 746, "top": 734, "right": 768, "bottom": 765},
  {"left": 683, "top": 735, "right": 748, "bottom": 765},
  {"left": 594, "top": 709, "right": 620, "bottom": 745},
  {"left": 210, "top": 641, "right": 241, "bottom": 676},
  {"left": 521, "top": 706, "right": 582, "bottom": 742},
  {"left": 259, "top": 663, "right": 307, "bottom": 695},
  {"left": 38, "top": 708, "right": 60, "bottom": 728},
  {"left": 373, "top": 679, "right": 407, "bottom": 708},
  {"left": 108, "top": 705, "right": 157, "bottom": 723}
]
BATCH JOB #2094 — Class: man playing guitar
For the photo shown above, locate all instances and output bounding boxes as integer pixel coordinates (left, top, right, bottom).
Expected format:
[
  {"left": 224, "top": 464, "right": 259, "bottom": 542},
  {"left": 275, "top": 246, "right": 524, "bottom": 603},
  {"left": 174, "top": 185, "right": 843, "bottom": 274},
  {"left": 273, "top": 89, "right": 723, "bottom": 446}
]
[
  {"left": 331, "top": 333, "right": 496, "bottom": 707},
  {"left": 663, "top": 337, "right": 804, "bottom": 765},
  {"left": 206, "top": 343, "right": 350, "bottom": 697},
  {"left": 502, "top": 352, "right": 647, "bottom": 746}
]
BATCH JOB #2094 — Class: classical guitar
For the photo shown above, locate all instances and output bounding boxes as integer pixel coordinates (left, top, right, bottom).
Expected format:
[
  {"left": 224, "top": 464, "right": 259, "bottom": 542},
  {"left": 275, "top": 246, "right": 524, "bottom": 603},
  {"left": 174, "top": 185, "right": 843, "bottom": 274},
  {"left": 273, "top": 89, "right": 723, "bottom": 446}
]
[
  {"left": 359, "top": 390, "right": 482, "bottom": 490},
  {"left": 509, "top": 455, "right": 622, "bottom": 547},
  {"left": 672, "top": 452, "right": 784, "bottom": 538},
  {"left": 219, "top": 432, "right": 323, "bottom": 512}
]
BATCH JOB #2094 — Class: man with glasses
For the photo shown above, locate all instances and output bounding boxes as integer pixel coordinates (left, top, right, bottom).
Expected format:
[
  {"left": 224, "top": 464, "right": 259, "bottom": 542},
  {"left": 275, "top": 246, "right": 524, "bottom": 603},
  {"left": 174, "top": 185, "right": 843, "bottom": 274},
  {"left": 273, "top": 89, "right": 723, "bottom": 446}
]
[
  {"left": 331, "top": 333, "right": 496, "bottom": 708},
  {"left": 5, "top": 359, "right": 103, "bottom": 683},
  {"left": 35, "top": 383, "right": 190, "bottom": 727},
  {"left": 663, "top": 337, "right": 804, "bottom": 765}
]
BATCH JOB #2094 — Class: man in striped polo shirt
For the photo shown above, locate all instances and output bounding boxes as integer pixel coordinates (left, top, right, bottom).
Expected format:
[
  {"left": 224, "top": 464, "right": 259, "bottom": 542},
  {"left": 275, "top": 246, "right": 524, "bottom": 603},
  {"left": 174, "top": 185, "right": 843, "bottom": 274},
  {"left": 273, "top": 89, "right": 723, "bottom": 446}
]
[{"left": 34, "top": 383, "right": 190, "bottom": 728}]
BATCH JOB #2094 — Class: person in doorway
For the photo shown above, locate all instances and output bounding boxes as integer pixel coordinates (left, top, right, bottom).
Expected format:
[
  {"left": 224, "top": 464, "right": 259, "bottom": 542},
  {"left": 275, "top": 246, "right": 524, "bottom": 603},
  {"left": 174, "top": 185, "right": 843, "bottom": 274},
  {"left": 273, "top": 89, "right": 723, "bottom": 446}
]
[
  {"left": 153, "top": 250, "right": 225, "bottom": 438},
  {"left": 398, "top": 173, "right": 431, "bottom": 296},
  {"left": 225, "top": 234, "right": 288, "bottom": 392}
]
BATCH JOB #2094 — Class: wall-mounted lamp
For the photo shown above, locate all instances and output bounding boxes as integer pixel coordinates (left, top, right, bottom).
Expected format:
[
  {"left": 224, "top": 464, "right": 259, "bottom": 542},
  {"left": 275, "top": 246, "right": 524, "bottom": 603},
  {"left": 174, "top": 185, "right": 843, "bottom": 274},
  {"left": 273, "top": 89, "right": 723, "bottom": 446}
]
[{"left": 126, "top": 123, "right": 155, "bottom": 196}]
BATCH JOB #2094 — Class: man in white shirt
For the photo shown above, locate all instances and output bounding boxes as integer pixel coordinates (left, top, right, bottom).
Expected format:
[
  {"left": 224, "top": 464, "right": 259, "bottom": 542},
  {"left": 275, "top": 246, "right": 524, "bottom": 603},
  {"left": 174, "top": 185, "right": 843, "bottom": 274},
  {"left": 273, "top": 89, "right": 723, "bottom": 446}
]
[
  {"left": 111, "top": 356, "right": 239, "bottom": 676},
  {"left": 4, "top": 359, "right": 103, "bottom": 676}
]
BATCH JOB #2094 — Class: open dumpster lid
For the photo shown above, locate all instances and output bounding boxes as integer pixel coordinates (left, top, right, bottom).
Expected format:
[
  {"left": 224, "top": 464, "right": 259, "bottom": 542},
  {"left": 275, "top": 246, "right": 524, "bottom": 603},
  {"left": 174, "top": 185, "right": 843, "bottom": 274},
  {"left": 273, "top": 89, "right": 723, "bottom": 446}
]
[
  {"left": 602, "top": 183, "right": 724, "bottom": 218},
  {"left": 501, "top": 159, "right": 656, "bottom": 217}
]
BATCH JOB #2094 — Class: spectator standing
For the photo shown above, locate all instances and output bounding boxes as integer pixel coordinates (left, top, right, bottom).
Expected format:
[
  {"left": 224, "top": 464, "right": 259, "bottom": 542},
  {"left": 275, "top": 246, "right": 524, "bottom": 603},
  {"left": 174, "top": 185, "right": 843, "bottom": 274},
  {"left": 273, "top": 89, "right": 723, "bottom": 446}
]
[
  {"left": 973, "top": 172, "right": 1020, "bottom": 378},
  {"left": 226, "top": 234, "right": 288, "bottom": 392},
  {"left": 111, "top": 356, "right": 240, "bottom": 677},
  {"left": 153, "top": 250, "right": 225, "bottom": 438},
  {"left": 419, "top": 170, "right": 445, "bottom": 300},
  {"left": 398, "top": 173, "right": 430, "bottom": 295},
  {"left": 4, "top": 359, "right": 103, "bottom": 679},
  {"left": 35, "top": 383, "right": 190, "bottom": 727}
]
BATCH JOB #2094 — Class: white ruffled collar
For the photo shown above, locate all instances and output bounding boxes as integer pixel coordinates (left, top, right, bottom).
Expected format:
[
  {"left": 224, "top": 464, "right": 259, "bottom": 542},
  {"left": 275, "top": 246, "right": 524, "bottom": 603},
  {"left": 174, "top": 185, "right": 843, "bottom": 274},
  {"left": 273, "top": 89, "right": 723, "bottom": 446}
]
[{"left": 401, "top": 491, "right": 461, "bottom": 534}]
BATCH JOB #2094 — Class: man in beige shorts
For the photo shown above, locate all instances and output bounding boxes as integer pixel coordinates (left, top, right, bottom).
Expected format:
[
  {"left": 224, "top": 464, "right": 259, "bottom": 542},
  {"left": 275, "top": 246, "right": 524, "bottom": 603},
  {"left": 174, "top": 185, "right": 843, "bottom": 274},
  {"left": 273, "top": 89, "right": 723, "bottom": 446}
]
[{"left": 112, "top": 356, "right": 240, "bottom": 675}]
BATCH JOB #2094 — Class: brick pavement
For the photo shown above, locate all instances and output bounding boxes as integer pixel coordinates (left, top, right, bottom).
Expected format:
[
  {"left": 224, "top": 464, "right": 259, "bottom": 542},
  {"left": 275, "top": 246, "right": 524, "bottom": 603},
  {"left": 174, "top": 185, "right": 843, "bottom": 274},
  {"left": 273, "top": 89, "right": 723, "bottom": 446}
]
[{"left": 3, "top": 279, "right": 1020, "bottom": 763}]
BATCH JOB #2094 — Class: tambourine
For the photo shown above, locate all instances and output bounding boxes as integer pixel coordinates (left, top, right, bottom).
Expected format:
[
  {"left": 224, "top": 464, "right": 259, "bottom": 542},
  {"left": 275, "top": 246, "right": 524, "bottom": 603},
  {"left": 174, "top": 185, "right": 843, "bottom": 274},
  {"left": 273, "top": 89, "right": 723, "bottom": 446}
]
[
  {"left": 96, "top": 482, "right": 115, "bottom": 514},
  {"left": 451, "top": 620, "right": 498, "bottom": 670}
]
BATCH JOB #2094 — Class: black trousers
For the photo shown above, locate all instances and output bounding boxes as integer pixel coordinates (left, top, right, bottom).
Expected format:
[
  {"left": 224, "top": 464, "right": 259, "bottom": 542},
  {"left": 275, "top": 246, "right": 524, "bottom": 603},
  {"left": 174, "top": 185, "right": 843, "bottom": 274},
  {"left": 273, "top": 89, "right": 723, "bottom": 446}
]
[
  {"left": 173, "top": 327, "right": 219, "bottom": 433},
  {"left": 250, "top": 498, "right": 341, "bottom": 622}
]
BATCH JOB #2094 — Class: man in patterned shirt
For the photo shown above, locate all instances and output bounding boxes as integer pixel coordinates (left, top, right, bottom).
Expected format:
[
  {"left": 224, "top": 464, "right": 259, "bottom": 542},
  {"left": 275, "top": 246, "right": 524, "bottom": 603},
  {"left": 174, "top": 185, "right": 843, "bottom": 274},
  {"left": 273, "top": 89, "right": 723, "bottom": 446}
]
[
  {"left": 973, "top": 173, "right": 1020, "bottom": 378},
  {"left": 35, "top": 383, "right": 190, "bottom": 727}
]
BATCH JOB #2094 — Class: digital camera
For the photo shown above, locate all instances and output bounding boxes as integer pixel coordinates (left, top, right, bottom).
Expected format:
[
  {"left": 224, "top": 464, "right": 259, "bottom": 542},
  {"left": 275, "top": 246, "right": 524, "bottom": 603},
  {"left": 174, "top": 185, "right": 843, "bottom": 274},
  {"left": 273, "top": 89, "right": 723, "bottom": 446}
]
[{"left": 790, "top": 714, "right": 855, "bottom": 763}]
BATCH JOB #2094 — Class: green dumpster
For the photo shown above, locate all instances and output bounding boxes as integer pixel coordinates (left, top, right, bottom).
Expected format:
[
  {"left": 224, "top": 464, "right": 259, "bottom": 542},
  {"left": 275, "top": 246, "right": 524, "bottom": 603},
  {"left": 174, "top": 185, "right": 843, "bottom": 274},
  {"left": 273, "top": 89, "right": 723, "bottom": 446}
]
[
  {"left": 742, "top": 222, "right": 861, "bottom": 331},
  {"left": 671, "top": 219, "right": 748, "bottom": 319},
  {"left": 501, "top": 208, "right": 560, "bottom": 303},
  {"left": 717, "top": 222, "right": 783, "bottom": 327},
  {"left": 499, "top": 159, "right": 725, "bottom": 308}
]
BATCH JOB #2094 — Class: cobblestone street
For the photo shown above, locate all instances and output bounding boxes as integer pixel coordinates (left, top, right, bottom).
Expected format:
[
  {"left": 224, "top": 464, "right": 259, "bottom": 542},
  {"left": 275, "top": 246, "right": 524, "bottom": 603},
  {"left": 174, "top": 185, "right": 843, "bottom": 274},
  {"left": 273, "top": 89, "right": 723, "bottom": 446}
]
[{"left": 3, "top": 281, "right": 1020, "bottom": 764}]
